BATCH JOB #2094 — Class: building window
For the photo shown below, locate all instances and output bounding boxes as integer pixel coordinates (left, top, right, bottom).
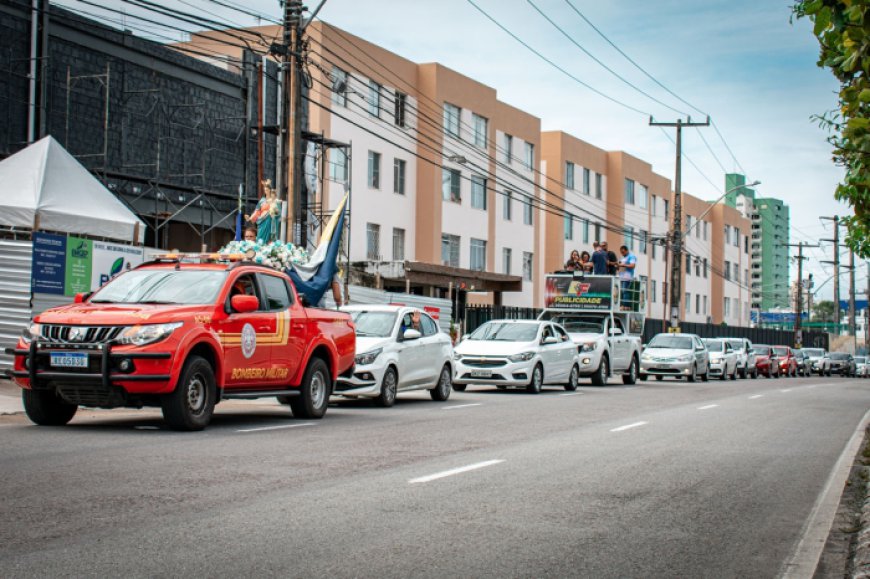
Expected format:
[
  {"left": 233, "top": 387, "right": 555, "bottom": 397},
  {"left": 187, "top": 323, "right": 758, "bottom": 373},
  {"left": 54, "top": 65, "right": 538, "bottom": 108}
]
[
  {"left": 734, "top": 227, "right": 740, "bottom": 247},
  {"left": 686, "top": 253, "right": 692, "bottom": 276},
  {"left": 583, "top": 219, "right": 590, "bottom": 244},
  {"left": 703, "top": 220, "right": 708, "bottom": 241},
  {"left": 703, "top": 258, "right": 708, "bottom": 278},
  {"left": 663, "top": 199, "right": 670, "bottom": 220},
  {"left": 443, "top": 102, "right": 460, "bottom": 138},
  {"left": 651, "top": 195, "right": 657, "bottom": 217},
  {"left": 734, "top": 263, "right": 740, "bottom": 281},
  {"left": 652, "top": 241, "right": 657, "bottom": 260},
  {"left": 523, "top": 252, "right": 533, "bottom": 281},
  {"left": 366, "top": 223, "right": 380, "bottom": 260},
  {"left": 502, "top": 247, "right": 512, "bottom": 275},
  {"left": 441, "top": 234, "right": 459, "bottom": 267},
  {"left": 331, "top": 67, "right": 348, "bottom": 107},
  {"left": 472, "top": 113, "right": 488, "bottom": 149},
  {"left": 367, "top": 151, "right": 381, "bottom": 189},
  {"left": 583, "top": 168, "right": 591, "bottom": 195},
  {"left": 442, "top": 168, "right": 460, "bottom": 202},
  {"left": 503, "top": 190, "right": 512, "bottom": 220},
  {"left": 368, "top": 80, "right": 381, "bottom": 117},
  {"left": 565, "top": 162, "right": 575, "bottom": 190},
  {"left": 724, "top": 260, "right": 731, "bottom": 280},
  {"left": 595, "top": 173, "right": 602, "bottom": 199},
  {"left": 703, "top": 295, "right": 708, "bottom": 315},
  {"left": 623, "top": 226, "right": 634, "bottom": 250},
  {"left": 524, "top": 142, "right": 534, "bottom": 170},
  {"left": 471, "top": 175, "right": 487, "bottom": 210},
  {"left": 503, "top": 133, "right": 513, "bottom": 164},
  {"left": 624, "top": 179, "right": 635, "bottom": 205},
  {"left": 686, "top": 292, "right": 691, "bottom": 313},
  {"left": 686, "top": 215, "right": 693, "bottom": 236},
  {"left": 744, "top": 236, "right": 749, "bottom": 253},
  {"left": 696, "top": 294, "right": 700, "bottom": 314},
  {"left": 470, "top": 238, "right": 486, "bottom": 271},
  {"left": 393, "top": 159, "right": 406, "bottom": 195},
  {"left": 394, "top": 91, "right": 406, "bottom": 127},
  {"left": 392, "top": 227, "right": 405, "bottom": 261},
  {"left": 639, "top": 230, "right": 647, "bottom": 254},
  {"left": 724, "top": 224, "right": 731, "bottom": 244},
  {"left": 523, "top": 195, "right": 534, "bottom": 225},
  {"left": 695, "top": 259, "right": 700, "bottom": 277},
  {"left": 638, "top": 184, "right": 648, "bottom": 209},
  {"left": 651, "top": 279, "right": 657, "bottom": 303},
  {"left": 724, "top": 297, "right": 731, "bottom": 317},
  {"left": 330, "top": 149, "right": 348, "bottom": 183},
  {"left": 564, "top": 214, "right": 574, "bottom": 240},
  {"left": 594, "top": 223, "right": 602, "bottom": 242}
]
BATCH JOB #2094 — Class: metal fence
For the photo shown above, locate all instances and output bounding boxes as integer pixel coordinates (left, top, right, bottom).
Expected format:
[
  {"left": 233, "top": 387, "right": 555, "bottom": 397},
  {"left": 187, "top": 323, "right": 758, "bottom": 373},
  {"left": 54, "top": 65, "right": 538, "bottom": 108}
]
[
  {"left": 0, "top": 240, "right": 33, "bottom": 370},
  {"left": 465, "top": 305, "right": 830, "bottom": 350}
]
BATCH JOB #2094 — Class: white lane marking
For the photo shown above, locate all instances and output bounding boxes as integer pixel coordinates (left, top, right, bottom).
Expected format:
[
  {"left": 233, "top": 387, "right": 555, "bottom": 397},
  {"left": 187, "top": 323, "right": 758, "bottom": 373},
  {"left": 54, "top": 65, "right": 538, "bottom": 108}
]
[
  {"left": 409, "top": 459, "right": 505, "bottom": 484},
  {"left": 610, "top": 421, "right": 648, "bottom": 432},
  {"left": 134, "top": 425, "right": 160, "bottom": 430},
  {"left": 779, "top": 407, "right": 870, "bottom": 578},
  {"left": 442, "top": 403, "right": 481, "bottom": 410},
  {"left": 749, "top": 394, "right": 764, "bottom": 400},
  {"left": 698, "top": 404, "right": 719, "bottom": 410},
  {"left": 560, "top": 392, "right": 581, "bottom": 396},
  {"left": 780, "top": 389, "right": 792, "bottom": 393},
  {"left": 237, "top": 422, "right": 317, "bottom": 433}
]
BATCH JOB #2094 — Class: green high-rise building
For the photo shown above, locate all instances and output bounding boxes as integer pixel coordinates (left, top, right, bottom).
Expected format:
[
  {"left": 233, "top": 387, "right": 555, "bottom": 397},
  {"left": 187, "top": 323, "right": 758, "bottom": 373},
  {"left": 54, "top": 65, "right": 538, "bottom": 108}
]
[{"left": 724, "top": 173, "right": 790, "bottom": 311}]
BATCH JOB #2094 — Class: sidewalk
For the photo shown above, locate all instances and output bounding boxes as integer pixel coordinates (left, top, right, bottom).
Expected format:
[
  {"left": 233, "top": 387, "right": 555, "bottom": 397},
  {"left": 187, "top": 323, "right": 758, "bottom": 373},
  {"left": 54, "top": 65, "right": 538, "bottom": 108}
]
[{"left": 0, "top": 378, "right": 23, "bottom": 415}]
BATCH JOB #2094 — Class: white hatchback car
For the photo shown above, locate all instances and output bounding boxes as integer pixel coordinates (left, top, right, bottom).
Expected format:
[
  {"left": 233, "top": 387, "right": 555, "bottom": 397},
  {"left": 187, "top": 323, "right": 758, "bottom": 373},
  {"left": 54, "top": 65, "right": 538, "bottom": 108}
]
[
  {"left": 335, "top": 305, "right": 454, "bottom": 406},
  {"left": 702, "top": 338, "right": 739, "bottom": 380},
  {"left": 452, "top": 319, "right": 581, "bottom": 393}
]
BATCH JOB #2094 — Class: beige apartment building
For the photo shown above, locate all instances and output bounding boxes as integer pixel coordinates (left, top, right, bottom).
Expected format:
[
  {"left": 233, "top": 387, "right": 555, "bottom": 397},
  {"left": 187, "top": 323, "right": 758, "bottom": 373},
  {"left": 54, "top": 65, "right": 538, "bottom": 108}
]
[{"left": 178, "top": 22, "right": 751, "bottom": 325}]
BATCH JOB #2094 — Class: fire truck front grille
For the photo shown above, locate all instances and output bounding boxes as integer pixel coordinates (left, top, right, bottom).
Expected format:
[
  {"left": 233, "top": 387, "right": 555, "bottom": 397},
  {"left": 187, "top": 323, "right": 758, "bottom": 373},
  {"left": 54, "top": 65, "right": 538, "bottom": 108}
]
[{"left": 40, "top": 325, "right": 125, "bottom": 344}]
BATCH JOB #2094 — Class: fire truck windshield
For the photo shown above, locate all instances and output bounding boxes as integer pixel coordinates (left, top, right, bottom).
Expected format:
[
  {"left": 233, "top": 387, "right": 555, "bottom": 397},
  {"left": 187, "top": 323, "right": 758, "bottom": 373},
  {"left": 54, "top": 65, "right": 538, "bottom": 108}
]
[{"left": 90, "top": 269, "right": 227, "bottom": 305}]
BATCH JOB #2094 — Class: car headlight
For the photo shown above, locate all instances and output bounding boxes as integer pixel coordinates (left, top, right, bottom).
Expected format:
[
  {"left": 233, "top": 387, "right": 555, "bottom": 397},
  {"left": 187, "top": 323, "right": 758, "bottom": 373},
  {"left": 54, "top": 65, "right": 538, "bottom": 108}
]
[
  {"left": 115, "top": 322, "right": 183, "bottom": 346},
  {"left": 21, "top": 322, "right": 41, "bottom": 344},
  {"left": 509, "top": 351, "right": 535, "bottom": 362},
  {"left": 578, "top": 342, "right": 598, "bottom": 353},
  {"left": 453, "top": 352, "right": 463, "bottom": 361},
  {"left": 709, "top": 356, "right": 721, "bottom": 362},
  {"left": 678, "top": 353, "right": 693, "bottom": 362},
  {"left": 355, "top": 347, "right": 382, "bottom": 366},
  {"left": 641, "top": 353, "right": 652, "bottom": 361}
]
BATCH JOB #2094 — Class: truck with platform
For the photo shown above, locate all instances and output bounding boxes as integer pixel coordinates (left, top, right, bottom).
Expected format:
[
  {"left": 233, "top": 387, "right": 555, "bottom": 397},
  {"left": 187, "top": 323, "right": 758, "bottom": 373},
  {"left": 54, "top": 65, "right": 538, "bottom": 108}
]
[
  {"left": 5, "top": 253, "right": 356, "bottom": 430},
  {"left": 537, "top": 273, "right": 645, "bottom": 385}
]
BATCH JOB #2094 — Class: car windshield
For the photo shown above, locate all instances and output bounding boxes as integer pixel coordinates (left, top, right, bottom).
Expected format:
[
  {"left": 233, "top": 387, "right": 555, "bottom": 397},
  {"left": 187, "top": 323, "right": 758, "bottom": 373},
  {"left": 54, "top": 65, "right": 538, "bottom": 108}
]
[
  {"left": 855, "top": 356, "right": 866, "bottom": 364},
  {"left": 469, "top": 322, "right": 539, "bottom": 342},
  {"left": 773, "top": 347, "right": 789, "bottom": 357},
  {"left": 830, "top": 353, "right": 850, "bottom": 360},
  {"left": 551, "top": 316, "right": 604, "bottom": 334},
  {"left": 703, "top": 340, "right": 724, "bottom": 352},
  {"left": 727, "top": 340, "right": 744, "bottom": 351},
  {"left": 89, "top": 269, "right": 226, "bottom": 305},
  {"left": 803, "top": 348, "right": 824, "bottom": 358},
  {"left": 647, "top": 335, "right": 693, "bottom": 350},
  {"left": 349, "top": 311, "right": 397, "bottom": 338},
  {"left": 755, "top": 346, "right": 772, "bottom": 356}
]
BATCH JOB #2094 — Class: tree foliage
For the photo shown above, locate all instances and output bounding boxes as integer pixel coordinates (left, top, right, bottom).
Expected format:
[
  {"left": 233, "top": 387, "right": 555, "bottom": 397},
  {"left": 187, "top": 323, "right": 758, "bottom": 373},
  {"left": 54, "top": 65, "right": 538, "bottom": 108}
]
[
  {"left": 812, "top": 299, "right": 836, "bottom": 321},
  {"left": 793, "top": 0, "right": 870, "bottom": 256}
]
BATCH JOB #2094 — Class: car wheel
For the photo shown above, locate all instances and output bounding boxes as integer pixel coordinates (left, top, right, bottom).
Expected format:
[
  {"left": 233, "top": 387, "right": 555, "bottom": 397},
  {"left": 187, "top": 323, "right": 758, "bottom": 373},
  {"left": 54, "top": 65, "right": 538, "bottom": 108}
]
[
  {"left": 739, "top": 366, "right": 747, "bottom": 379},
  {"left": 719, "top": 367, "right": 727, "bottom": 381},
  {"left": 752, "top": 368, "right": 758, "bottom": 379},
  {"left": 430, "top": 365, "right": 452, "bottom": 401},
  {"left": 289, "top": 357, "right": 331, "bottom": 419},
  {"left": 622, "top": 356, "right": 638, "bottom": 385},
  {"left": 730, "top": 365, "right": 737, "bottom": 380},
  {"left": 22, "top": 388, "right": 78, "bottom": 426},
  {"left": 452, "top": 384, "right": 467, "bottom": 392},
  {"left": 526, "top": 364, "right": 543, "bottom": 394},
  {"left": 688, "top": 364, "right": 697, "bottom": 383},
  {"left": 375, "top": 366, "right": 398, "bottom": 407},
  {"left": 591, "top": 355, "right": 609, "bottom": 386},
  {"left": 161, "top": 355, "right": 216, "bottom": 431},
  {"left": 701, "top": 368, "right": 709, "bottom": 382},
  {"left": 564, "top": 364, "right": 579, "bottom": 391},
  {"left": 639, "top": 374, "right": 648, "bottom": 381},
  {"left": 655, "top": 375, "right": 664, "bottom": 381}
]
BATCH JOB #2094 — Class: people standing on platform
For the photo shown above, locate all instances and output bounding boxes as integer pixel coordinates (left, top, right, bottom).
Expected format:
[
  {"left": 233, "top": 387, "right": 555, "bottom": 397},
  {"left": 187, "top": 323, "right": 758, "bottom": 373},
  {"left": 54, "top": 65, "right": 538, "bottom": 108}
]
[
  {"left": 591, "top": 242, "right": 608, "bottom": 275},
  {"left": 618, "top": 245, "right": 638, "bottom": 310}
]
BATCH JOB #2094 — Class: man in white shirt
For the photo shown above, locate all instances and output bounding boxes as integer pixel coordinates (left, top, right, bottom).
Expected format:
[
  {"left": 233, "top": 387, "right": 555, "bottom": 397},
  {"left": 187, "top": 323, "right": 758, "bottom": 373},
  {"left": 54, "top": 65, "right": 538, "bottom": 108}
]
[{"left": 618, "top": 245, "right": 637, "bottom": 310}]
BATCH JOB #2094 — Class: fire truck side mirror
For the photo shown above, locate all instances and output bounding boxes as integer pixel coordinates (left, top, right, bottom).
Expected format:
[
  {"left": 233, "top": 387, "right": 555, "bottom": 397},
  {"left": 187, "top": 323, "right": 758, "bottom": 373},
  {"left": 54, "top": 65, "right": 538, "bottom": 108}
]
[
  {"left": 73, "top": 292, "right": 90, "bottom": 304},
  {"left": 231, "top": 294, "right": 259, "bottom": 313}
]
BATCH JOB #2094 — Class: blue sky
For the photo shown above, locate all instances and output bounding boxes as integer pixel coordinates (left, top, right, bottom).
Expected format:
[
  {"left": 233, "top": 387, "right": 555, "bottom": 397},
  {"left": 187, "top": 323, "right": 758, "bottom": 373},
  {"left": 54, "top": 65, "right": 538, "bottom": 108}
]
[{"left": 69, "top": 0, "right": 853, "bottom": 299}]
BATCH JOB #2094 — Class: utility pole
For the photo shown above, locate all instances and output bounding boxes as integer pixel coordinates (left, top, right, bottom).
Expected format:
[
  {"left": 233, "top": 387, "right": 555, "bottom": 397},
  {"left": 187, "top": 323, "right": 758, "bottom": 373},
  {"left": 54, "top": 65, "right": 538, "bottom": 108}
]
[
  {"left": 280, "top": 0, "right": 304, "bottom": 245},
  {"left": 866, "top": 262, "right": 869, "bottom": 352},
  {"left": 784, "top": 242, "right": 818, "bottom": 349},
  {"left": 820, "top": 215, "right": 841, "bottom": 334},
  {"left": 650, "top": 116, "right": 710, "bottom": 330},
  {"left": 849, "top": 248, "right": 856, "bottom": 351}
]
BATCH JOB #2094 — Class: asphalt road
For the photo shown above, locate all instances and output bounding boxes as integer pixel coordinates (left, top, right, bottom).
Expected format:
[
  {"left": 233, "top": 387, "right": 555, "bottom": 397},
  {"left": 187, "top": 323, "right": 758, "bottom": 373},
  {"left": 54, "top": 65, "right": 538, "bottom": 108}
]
[{"left": 0, "top": 374, "right": 868, "bottom": 578}]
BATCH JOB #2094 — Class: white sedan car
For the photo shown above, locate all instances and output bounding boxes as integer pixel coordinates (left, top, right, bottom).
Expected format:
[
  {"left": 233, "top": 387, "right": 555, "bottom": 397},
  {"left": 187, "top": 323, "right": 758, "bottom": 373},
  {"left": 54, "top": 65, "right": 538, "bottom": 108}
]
[
  {"left": 453, "top": 319, "right": 581, "bottom": 393},
  {"left": 334, "top": 305, "right": 454, "bottom": 407},
  {"left": 702, "top": 338, "right": 739, "bottom": 380}
]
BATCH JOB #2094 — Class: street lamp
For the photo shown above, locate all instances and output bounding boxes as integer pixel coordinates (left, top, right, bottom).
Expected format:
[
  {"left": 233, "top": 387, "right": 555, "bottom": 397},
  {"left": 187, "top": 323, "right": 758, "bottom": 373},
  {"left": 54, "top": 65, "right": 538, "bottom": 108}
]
[{"left": 685, "top": 180, "right": 760, "bottom": 237}]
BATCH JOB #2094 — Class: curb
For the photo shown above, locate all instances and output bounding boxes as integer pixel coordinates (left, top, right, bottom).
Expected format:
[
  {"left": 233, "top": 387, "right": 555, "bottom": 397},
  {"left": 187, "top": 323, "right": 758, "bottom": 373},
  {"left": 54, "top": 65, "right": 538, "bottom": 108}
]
[{"left": 855, "top": 468, "right": 870, "bottom": 578}]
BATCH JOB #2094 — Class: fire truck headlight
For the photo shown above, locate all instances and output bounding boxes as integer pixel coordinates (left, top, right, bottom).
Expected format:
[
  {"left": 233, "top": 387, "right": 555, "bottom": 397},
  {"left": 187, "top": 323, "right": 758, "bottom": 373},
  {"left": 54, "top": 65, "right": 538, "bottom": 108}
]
[{"left": 116, "top": 322, "right": 183, "bottom": 347}]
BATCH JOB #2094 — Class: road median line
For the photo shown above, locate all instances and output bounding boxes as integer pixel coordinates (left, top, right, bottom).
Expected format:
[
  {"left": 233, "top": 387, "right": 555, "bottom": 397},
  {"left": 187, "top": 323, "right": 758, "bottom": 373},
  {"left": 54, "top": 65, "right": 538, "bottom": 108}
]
[
  {"left": 237, "top": 422, "right": 317, "bottom": 433},
  {"left": 610, "top": 421, "right": 648, "bottom": 432},
  {"left": 442, "top": 403, "right": 482, "bottom": 410},
  {"left": 409, "top": 459, "right": 505, "bottom": 484}
]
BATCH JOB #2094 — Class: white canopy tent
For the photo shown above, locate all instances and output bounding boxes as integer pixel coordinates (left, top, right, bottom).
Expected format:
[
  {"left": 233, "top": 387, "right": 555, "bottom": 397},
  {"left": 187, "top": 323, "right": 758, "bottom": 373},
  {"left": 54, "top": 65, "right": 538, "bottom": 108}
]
[{"left": 0, "top": 136, "right": 144, "bottom": 243}]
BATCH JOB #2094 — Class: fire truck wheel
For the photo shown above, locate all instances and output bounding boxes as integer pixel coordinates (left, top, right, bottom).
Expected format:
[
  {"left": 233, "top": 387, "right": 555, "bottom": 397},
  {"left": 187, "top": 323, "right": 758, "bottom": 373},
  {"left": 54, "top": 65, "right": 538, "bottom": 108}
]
[
  {"left": 430, "top": 365, "right": 453, "bottom": 401},
  {"left": 290, "top": 357, "right": 331, "bottom": 419},
  {"left": 162, "top": 356, "right": 216, "bottom": 431},
  {"left": 22, "top": 389, "right": 77, "bottom": 426}
]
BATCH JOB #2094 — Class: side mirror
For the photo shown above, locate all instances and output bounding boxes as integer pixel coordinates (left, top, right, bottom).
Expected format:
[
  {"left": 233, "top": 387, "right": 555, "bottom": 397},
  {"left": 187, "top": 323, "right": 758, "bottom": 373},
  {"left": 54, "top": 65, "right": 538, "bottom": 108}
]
[
  {"left": 609, "top": 327, "right": 623, "bottom": 336},
  {"left": 73, "top": 292, "right": 91, "bottom": 304},
  {"left": 403, "top": 329, "right": 421, "bottom": 341},
  {"left": 231, "top": 294, "right": 259, "bottom": 313},
  {"left": 542, "top": 336, "right": 559, "bottom": 345},
  {"left": 748, "top": 349, "right": 755, "bottom": 355}
]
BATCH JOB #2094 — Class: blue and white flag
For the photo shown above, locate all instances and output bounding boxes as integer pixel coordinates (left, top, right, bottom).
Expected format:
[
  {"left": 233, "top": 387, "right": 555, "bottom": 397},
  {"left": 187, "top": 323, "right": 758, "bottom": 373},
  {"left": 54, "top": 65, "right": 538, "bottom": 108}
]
[{"left": 288, "top": 192, "right": 348, "bottom": 306}]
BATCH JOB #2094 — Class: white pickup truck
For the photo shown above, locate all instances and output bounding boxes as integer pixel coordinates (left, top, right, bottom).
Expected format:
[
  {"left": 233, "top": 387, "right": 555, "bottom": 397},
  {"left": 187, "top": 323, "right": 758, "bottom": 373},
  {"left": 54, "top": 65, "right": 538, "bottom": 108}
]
[{"left": 538, "top": 274, "right": 644, "bottom": 386}]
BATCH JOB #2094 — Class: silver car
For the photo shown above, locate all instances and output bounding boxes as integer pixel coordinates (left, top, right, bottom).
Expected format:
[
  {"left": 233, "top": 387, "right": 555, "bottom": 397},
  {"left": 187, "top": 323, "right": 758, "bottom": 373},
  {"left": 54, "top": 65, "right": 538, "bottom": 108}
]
[
  {"left": 803, "top": 348, "right": 830, "bottom": 376},
  {"left": 640, "top": 333, "right": 710, "bottom": 382},
  {"left": 703, "top": 338, "right": 739, "bottom": 381}
]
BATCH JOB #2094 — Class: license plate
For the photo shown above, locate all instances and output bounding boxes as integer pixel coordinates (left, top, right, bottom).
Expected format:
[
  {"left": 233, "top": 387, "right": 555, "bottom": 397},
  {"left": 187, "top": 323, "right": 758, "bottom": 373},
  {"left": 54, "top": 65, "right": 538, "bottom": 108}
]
[
  {"left": 50, "top": 352, "right": 88, "bottom": 368},
  {"left": 470, "top": 369, "right": 492, "bottom": 378}
]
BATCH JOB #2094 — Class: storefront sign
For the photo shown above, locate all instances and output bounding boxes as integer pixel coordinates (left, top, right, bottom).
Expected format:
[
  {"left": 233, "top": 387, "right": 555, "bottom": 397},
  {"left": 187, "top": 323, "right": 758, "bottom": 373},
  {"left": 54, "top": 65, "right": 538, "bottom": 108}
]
[{"left": 544, "top": 274, "right": 616, "bottom": 311}]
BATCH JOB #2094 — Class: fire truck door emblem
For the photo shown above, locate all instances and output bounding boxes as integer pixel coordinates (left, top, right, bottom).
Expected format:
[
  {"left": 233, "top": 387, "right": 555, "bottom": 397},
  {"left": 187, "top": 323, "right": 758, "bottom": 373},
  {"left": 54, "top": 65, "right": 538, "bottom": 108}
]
[{"left": 241, "top": 323, "right": 257, "bottom": 359}]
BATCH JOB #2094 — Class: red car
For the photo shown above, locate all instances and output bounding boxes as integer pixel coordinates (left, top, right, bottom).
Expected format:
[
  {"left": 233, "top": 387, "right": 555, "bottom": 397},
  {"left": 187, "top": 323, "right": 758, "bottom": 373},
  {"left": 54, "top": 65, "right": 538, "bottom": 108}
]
[
  {"left": 753, "top": 345, "right": 780, "bottom": 378},
  {"left": 772, "top": 346, "right": 798, "bottom": 377},
  {"left": 6, "top": 255, "right": 356, "bottom": 430}
]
